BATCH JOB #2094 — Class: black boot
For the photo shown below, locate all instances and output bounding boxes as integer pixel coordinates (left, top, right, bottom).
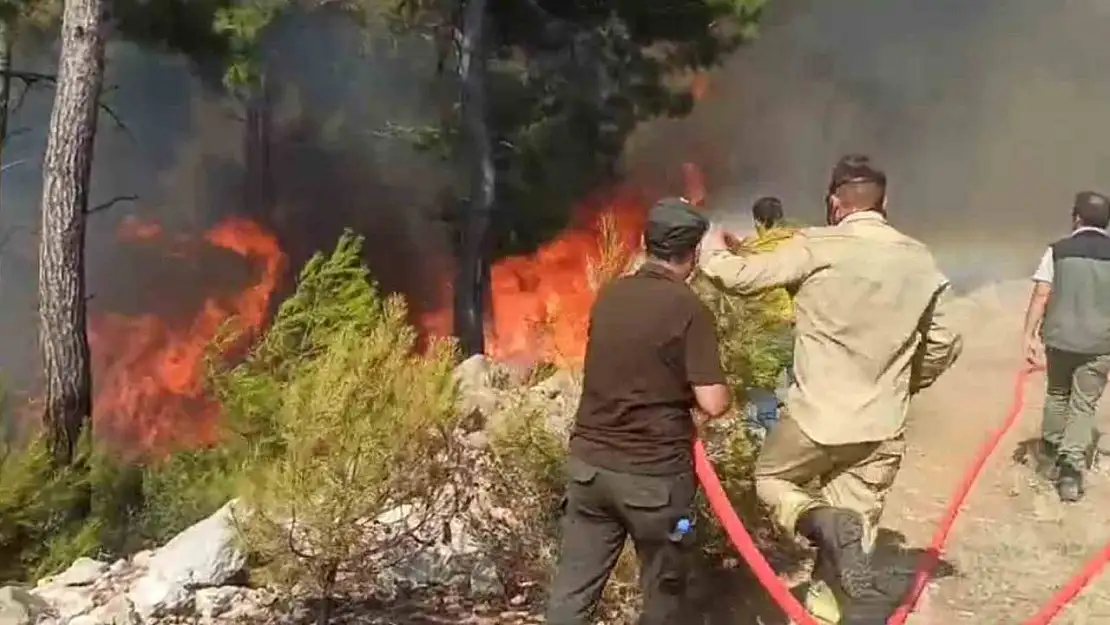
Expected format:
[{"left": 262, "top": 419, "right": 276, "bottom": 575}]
[
  {"left": 1057, "top": 464, "right": 1084, "bottom": 503},
  {"left": 797, "top": 506, "right": 873, "bottom": 598}
]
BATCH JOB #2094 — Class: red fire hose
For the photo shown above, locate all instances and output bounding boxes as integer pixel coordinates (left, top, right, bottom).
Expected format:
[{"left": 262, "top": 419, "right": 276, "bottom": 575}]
[{"left": 695, "top": 364, "right": 1110, "bottom": 625}]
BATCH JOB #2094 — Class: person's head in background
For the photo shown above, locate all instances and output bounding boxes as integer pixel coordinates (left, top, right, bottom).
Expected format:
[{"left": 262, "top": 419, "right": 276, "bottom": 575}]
[
  {"left": 751, "top": 196, "right": 784, "bottom": 233},
  {"left": 643, "top": 197, "right": 709, "bottom": 281},
  {"left": 1071, "top": 191, "right": 1110, "bottom": 231},
  {"left": 825, "top": 154, "right": 888, "bottom": 226}
]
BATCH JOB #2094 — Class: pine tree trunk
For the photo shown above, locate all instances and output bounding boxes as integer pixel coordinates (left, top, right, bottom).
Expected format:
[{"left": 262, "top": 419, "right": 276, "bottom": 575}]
[
  {"left": 38, "top": 0, "right": 106, "bottom": 465},
  {"left": 0, "top": 19, "right": 13, "bottom": 214},
  {"left": 453, "top": 0, "right": 494, "bottom": 357},
  {"left": 243, "top": 73, "right": 274, "bottom": 217}
]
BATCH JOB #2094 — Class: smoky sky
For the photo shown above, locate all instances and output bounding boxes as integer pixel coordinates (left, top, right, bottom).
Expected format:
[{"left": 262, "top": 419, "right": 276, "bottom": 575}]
[
  {"left": 627, "top": 0, "right": 1110, "bottom": 288},
  {"left": 4, "top": 0, "right": 1110, "bottom": 389},
  {"left": 0, "top": 13, "right": 450, "bottom": 390}
]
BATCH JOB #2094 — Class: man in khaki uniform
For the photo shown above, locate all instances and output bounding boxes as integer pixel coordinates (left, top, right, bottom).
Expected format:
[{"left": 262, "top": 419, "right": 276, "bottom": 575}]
[{"left": 700, "top": 155, "right": 963, "bottom": 623}]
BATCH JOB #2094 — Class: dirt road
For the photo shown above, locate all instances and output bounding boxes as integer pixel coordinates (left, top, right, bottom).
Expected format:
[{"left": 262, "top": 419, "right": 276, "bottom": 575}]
[{"left": 886, "top": 279, "right": 1110, "bottom": 625}]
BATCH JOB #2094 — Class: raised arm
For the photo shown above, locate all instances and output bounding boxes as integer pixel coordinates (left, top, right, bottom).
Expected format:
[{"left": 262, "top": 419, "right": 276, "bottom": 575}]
[{"left": 700, "top": 233, "right": 820, "bottom": 295}]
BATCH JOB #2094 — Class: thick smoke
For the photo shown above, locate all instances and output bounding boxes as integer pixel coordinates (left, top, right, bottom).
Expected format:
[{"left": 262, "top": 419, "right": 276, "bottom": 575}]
[
  {"left": 5, "top": 0, "right": 1109, "bottom": 388},
  {"left": 0, "top": 12, "right": 451, "bottom": 389},
  {"left": 627, "top": 0, "right": 1110, "bottom": 289}
]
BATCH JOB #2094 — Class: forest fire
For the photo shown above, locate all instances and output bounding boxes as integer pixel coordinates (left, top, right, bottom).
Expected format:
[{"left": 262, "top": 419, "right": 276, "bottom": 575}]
[
  {"left": 483, "top": 191, "right": 648, "bottom": 366},
  {"left": 87, "top": 164, "right": 700, "bottom": 454},
  {"left": 479, "top": 163, "right": 706, "bottom": 365},
  {"left": 89, "top": 216, "right": 286, "bottom": 455}
]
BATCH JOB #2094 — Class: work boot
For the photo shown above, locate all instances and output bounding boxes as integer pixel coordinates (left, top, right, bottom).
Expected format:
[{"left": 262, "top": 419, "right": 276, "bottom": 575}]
[
  {"left": 1056, "top": 464, "right": 1084, "bottom": 503},
  {"left": 1034, "top": 439, "right": 1061, "bottom": 480},
  {"left": 797, "top": 506, "right": 872, "bottom": 598}
]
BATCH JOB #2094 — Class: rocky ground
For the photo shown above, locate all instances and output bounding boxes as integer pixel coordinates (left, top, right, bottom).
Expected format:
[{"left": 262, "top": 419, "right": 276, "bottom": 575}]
[
  {"left": 7, "top": 279, "right": 1110, "bottom": 625},
  {"left": 0, "top": 356, "right": 580, "bottom": 625}
]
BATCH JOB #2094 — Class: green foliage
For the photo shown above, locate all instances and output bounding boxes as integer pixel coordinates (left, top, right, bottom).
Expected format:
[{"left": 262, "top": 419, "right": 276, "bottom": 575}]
[
  {"left": 0, "top": 430, "right": 240, "bottom": 582},
  {"left": 205, "top": 0, "right": 771, "bottom": 255},
  {"left": 0, "top": 0, "right": 60, "bottom": 32},
  {"left": 135, "top": 450, "right": 239, "bottom": 541},
  {"left": 216, "top": 231, "right": 460, "bottom": 598},
  {"left": 482, "top": 0, "right": 769, "bottom": 255},
  {"left": 0, "top": 436, "right": 94, "bottom": 581},
  {"left": 212, "top": 0, "right": 288, "bottom": 92},
  {"left": 694, "top": 419, "right": 765, "bottom": 559},
  {"left": 483, "top": 404, "right": 565, "bottom": 581},
  {"left": 693, "top": 274, "right": 791, "bottom": 397}
]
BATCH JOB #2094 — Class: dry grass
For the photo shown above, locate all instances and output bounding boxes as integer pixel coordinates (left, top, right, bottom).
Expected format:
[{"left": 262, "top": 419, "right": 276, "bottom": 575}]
[{"left": 585, "top": 213, "right": 640, "bottom": 291}]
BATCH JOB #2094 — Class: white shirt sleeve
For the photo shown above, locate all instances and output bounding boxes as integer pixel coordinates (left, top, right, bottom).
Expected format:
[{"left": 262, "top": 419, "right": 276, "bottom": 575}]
[{"left": 1032, "top": 247, "right": 1054, "bottom": 283}]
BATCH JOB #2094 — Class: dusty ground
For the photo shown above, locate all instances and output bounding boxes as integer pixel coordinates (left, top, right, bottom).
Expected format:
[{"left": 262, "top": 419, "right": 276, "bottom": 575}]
[
  {"left": 693, "top": 279, "right": 1110, "bottom": 625},
  {"left": 884, "top": 280, "right": 1110, "bottom": 625}
]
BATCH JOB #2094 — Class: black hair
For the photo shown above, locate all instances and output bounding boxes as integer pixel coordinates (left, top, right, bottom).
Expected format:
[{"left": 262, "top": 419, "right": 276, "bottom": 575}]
[
  {"left": 1074, "top": 191, "right": 1110, "bottom": 229},
  {"left": 752, "top": 196, "right": 784, "bottom": 229},
  {"left": 828, "top": 154, "right": 887, "bottom": 211}
]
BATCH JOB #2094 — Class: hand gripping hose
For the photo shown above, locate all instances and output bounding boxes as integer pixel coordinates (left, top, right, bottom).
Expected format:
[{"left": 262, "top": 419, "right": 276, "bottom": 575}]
[{"left": 693, "top": 365, "right": 1110, "bottom": 625}]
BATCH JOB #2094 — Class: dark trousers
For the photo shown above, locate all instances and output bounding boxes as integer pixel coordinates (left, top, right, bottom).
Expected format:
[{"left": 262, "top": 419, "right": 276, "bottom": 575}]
[
  {"left": 545, "top": 456, "right": 697, "bottom": 625},
  {"left": 1042, "top": 347, "right": 1110, "bottom": 470}
]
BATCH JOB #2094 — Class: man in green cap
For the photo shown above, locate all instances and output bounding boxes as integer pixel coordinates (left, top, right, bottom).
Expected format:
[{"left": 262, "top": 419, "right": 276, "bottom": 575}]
[{"left": 545, "top": 197, "right": 732, "bottom": 625}]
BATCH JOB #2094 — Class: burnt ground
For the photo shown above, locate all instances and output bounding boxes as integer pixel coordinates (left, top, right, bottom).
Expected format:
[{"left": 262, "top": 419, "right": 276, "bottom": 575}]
[{"left": 325, "top": 280, "right": 1110, "bottom": 624}]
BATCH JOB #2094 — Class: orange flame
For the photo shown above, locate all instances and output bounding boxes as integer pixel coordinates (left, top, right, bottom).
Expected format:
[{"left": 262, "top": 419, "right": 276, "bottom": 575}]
[
  {"left": 436, "top": 164, "right": 704, "bottom": 366},
  {"left": 682, "top": 162, "right": 707, "bottom": 208},
  {"left": 484, "top": 191, "right": 647, "bottom": 366},
  {"left": 89, "top": 216, "right": 286, "bottom": 456}
]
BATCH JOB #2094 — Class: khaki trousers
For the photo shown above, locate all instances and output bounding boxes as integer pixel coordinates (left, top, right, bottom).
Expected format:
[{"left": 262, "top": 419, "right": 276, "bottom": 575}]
[{"left": 754, "top": 416, "right": 905, "bottom": 553}]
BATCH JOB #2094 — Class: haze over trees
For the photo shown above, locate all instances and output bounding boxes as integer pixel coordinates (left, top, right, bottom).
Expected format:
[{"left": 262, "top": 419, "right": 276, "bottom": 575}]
[{"left": 0, "top": 0, "right": 785, "bottom": 620}]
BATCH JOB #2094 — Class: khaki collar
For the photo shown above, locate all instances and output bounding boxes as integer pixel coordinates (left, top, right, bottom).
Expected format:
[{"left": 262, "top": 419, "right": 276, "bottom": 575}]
[{"left": 838, "top": 211, "right": 888, "bottom": 226}]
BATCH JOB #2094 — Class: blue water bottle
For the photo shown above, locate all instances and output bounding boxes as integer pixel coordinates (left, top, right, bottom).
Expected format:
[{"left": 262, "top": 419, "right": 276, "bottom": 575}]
[{"left": 668, "top": 517, "right": 693, "bottom": 543}]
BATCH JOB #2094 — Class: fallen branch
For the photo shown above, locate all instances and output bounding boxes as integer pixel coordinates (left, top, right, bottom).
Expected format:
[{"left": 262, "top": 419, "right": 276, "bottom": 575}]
[{"left": 87, "top": 194, "right": 138, "bottom": 215}]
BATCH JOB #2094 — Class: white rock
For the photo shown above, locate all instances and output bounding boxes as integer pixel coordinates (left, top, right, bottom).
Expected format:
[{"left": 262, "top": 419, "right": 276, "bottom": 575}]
[
  {"left": 127, "top": 576, "right": 190, "bottom": 621},
  {"left": 30, "top": 584, "right": 93, "bottom": 620},
  {"left": 87, "top": 596, "right": 139, "bottom": 625},
  {"left": 0, "top": 586, "right": 52, "bottom": 625},
  {"left": 468, "top": 559, "right": 504, "bottom": 597},
  {"left": 194, "top": 587, "right": 241, "bottom": 619},
  {"left": 126, "top": 501, "right": 246, "bottom": 619},
  {"left": 454, "top": 355, "right": 501, "bottom": 427},
  {"left": 65, "top": 595, "right": 138, "bottom": 625},
  {"left": 49, "top": 558, "right": 108, "bottom": 588},
  {"left": 454, "top": 354, "right": 492, "bottom": 390}
]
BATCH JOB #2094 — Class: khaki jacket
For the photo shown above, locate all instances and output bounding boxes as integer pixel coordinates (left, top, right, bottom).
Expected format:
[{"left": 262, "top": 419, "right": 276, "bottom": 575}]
[{"left": 701, "top": 211, "right": 963, "bottom": 445}]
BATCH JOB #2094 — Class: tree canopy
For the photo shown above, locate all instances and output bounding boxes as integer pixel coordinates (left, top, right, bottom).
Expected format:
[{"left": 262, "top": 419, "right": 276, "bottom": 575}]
[{"left": 211, "top": 0, "right": 768, "bottom": 253}]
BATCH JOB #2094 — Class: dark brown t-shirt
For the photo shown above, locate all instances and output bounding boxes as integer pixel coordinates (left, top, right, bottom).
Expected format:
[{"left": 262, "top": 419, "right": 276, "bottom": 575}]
[{"left": 568, "top": 263, "right": 727, "bottom": 475}]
